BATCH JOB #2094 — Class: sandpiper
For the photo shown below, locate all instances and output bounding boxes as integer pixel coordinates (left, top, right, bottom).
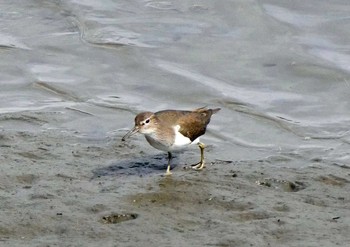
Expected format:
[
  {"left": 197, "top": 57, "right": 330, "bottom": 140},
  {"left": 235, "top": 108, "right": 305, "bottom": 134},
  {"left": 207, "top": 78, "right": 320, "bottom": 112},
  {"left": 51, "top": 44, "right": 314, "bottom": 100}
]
[{"left": 122, "top": 107, "right": 220, "bottom": 175}]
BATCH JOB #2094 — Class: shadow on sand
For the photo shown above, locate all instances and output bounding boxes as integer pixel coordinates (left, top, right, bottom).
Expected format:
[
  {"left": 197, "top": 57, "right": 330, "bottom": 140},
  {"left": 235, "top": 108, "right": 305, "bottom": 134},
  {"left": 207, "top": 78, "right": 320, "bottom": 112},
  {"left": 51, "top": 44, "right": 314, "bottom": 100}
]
[{"left": 91, "top": 153, "right": 181, "bottom": 178}]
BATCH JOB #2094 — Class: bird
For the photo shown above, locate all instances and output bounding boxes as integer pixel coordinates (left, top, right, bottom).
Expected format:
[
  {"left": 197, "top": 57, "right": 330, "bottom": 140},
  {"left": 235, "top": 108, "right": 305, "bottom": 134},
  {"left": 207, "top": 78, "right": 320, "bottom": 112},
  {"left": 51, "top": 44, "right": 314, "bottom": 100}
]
[{"left": 122, "top": 107, "right": 220, "bottom": 175}]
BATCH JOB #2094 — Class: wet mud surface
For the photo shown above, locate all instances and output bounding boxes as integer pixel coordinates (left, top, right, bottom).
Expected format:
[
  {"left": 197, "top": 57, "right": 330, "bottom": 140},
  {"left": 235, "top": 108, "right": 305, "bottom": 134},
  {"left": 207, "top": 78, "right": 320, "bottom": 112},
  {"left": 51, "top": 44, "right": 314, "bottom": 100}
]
[{"left": 0, "top": 119, "right": 349, "bottom": 246}]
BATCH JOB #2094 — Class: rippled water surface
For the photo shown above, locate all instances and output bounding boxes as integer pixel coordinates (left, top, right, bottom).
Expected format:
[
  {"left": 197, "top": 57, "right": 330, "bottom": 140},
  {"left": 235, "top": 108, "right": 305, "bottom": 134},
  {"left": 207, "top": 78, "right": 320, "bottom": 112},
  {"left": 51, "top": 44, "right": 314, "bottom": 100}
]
[{"left": 1, "top": 0, "right": 350, "bottom": 165}]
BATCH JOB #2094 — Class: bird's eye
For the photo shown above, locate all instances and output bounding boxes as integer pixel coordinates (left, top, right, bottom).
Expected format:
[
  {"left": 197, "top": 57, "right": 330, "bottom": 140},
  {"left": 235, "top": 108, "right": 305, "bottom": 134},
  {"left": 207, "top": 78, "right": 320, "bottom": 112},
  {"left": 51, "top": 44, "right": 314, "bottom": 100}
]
[{"left": 145, "top": 119, "right": 150, "bottom": 124}]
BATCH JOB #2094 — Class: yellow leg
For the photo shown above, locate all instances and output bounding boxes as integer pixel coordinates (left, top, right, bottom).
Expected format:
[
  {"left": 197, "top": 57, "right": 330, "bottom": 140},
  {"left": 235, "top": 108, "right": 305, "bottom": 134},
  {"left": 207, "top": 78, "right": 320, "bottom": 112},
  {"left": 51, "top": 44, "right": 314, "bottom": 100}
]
[
  {"left": 192, "top": 142, "right": 205, "bottom": 170},
  {"left": 165, "top": 152, "right": 172, "bottom": 175}
]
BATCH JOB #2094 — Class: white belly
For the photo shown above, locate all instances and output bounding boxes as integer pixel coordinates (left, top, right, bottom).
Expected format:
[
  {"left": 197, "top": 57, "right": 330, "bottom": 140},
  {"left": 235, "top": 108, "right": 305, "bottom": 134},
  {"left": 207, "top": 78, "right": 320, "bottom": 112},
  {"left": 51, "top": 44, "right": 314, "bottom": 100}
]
[{"left": 144, "top": 125, "right": 199, "bottom": 152}]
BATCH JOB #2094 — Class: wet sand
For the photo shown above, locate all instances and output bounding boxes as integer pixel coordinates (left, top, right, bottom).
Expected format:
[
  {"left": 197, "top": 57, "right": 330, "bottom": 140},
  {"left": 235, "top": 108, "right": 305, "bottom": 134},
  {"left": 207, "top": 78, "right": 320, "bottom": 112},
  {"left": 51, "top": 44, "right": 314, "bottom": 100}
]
[{"left": 0, "top": 112, "right": 349, "bottom": 247}]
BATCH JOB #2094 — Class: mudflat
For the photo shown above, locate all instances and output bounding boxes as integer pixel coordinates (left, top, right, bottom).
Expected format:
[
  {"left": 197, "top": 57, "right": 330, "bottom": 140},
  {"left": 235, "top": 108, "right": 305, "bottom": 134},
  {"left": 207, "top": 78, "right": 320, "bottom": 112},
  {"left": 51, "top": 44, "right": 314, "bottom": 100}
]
[
  {"left": 0, "top": 112, "right": 349, "bottom": 247},
  {"left": 1, "top": 0, "right": 350, "bottom": 246}
]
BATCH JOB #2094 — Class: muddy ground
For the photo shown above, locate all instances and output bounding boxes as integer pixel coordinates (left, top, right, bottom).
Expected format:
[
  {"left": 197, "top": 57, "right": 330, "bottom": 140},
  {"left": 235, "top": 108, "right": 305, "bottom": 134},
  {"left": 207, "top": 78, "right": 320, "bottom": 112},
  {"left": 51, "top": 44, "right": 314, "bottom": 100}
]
[{"left": 0, "top": 112, "right": 349, "bottom": 247}]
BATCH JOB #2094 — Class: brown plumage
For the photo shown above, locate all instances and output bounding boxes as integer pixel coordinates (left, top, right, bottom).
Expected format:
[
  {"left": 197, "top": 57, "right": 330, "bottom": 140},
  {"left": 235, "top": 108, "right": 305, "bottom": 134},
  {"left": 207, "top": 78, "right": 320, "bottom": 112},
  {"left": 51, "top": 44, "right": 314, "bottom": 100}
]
[
  {"left": 176, "top": 107, "right": 220, "bottom": 141},
  {"left": 122, "top": 107, "right": 220, "bottom": 175}
]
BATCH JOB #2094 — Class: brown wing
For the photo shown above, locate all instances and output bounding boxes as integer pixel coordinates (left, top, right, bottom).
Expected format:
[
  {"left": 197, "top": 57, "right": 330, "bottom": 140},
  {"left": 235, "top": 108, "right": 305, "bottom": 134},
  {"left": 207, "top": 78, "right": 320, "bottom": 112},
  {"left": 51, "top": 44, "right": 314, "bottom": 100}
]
[
  {"left": 177, "top": 108, "right": 220, "bottom": 142},
  {"left": 154, "top": 110, "right": 190, "bottom": 128},
  {"left": 153, "top": 110, "right": 191, "bottom": 144}
]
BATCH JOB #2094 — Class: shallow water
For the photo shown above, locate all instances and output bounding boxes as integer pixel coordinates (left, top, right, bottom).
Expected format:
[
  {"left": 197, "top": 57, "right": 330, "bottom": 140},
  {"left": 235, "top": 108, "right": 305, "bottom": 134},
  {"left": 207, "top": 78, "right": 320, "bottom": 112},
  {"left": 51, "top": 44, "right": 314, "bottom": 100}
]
[{"left": 1, "top": 1, "right": 350, "bottom": 162}]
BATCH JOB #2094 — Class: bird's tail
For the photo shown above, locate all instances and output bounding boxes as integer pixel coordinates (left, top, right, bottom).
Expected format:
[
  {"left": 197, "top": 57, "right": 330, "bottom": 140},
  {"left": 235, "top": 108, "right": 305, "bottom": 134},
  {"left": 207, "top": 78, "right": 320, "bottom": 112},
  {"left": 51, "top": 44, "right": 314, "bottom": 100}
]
[{"left": 194, "top": 106, "right": 221, "bottom": 115}]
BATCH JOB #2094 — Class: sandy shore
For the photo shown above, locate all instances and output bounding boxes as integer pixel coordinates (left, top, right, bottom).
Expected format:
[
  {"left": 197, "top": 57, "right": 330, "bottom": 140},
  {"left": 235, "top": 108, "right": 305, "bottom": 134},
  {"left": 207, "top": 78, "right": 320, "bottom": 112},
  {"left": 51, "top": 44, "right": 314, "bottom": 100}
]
[{"left": 0, "top": 112, "right": 349, "bottom": 247}]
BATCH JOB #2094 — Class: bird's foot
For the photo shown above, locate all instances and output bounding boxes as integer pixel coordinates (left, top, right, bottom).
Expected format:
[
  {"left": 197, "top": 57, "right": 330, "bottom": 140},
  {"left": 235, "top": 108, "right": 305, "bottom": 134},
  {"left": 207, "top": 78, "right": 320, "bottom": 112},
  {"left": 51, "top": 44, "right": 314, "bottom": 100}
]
[
  {"left": 164, "top": 170, "right": 172, "bottom": 176},
  {"left": 191, "top": 161, "right": 205, "bottom": 170},
  {"left": 164, "top": 164, "right": 172, "bottom": 175}
]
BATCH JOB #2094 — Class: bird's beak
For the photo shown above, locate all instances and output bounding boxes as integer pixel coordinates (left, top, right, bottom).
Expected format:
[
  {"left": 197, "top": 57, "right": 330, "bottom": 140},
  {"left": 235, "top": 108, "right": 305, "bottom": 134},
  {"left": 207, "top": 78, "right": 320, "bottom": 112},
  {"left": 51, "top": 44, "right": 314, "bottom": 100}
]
[{"left": 122, "top": 126, "right": 139, "bottom": 141}]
